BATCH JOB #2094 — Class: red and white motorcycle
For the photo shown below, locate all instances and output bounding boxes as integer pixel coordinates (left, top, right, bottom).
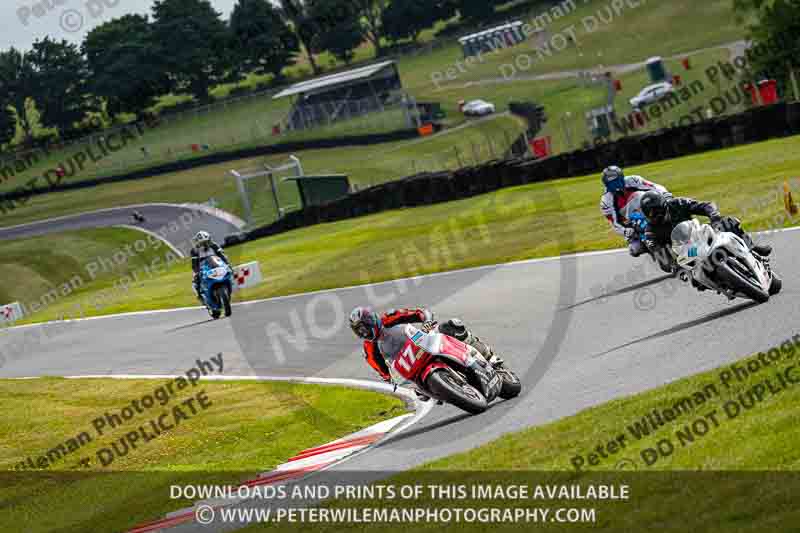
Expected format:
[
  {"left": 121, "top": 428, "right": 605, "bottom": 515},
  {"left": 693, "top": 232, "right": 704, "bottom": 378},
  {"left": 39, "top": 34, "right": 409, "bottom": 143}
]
[{"left": 385, "top": 322, "right": 521, "bottom": 414}]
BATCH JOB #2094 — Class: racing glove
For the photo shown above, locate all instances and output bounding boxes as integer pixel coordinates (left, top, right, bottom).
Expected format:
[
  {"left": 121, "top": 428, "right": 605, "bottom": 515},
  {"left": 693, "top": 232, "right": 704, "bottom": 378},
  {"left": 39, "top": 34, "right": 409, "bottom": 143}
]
[{"left": 623, "top": 227, "right": 636, "bottom": 240}]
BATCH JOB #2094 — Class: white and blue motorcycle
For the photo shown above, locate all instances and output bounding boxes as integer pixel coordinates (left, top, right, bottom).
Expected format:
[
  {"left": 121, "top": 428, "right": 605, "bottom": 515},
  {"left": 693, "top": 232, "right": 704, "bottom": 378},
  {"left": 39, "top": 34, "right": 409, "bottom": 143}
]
[
  {"left": 199, "top": 256, "right": 233, "bottom": 319},
  {"left": 670, "top": 219, "right": 781, "bottom": 303}
]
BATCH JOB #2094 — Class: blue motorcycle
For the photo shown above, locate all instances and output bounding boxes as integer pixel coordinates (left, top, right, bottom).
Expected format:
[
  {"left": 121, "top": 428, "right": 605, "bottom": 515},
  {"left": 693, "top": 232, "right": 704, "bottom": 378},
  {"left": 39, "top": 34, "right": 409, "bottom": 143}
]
[{"left": 199, "top": 256, "right": 233, "bottom": 319}]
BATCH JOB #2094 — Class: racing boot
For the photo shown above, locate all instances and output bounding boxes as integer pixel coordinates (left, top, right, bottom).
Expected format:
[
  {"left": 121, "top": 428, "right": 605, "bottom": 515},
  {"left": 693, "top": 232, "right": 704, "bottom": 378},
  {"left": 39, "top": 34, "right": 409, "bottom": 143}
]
[{"left": 725, "top": 219, "right": 772, "bottom": 257}]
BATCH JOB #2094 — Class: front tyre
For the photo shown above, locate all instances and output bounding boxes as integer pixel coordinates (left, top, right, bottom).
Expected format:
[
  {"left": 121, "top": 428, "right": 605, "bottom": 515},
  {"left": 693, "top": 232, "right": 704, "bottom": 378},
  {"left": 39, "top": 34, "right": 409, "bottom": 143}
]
[
  {"left": 717, "top": 259, "right": 769, "bottom": 303},
  {"left": 216, "top": 285, "right": 232, "bottom": 317},
  {"left": 426, "top": 369, "right": 488, "bottom": 415}
]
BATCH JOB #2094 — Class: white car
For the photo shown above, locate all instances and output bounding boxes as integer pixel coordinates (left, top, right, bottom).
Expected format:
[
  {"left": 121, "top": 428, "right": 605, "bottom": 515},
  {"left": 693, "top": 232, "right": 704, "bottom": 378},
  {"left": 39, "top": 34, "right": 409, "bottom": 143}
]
[
  {"left": 629, "top": 82, "right": 675, "bottom": 109},
  {"left": 462, "top": 99, "right": 496, "bottom": 116}
]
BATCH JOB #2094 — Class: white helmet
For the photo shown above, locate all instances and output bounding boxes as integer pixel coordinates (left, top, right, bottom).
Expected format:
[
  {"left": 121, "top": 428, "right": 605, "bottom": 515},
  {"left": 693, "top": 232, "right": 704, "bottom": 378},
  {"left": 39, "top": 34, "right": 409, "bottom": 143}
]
[{"left": 192, "top": 231, "right": 211, "bottom": 248}]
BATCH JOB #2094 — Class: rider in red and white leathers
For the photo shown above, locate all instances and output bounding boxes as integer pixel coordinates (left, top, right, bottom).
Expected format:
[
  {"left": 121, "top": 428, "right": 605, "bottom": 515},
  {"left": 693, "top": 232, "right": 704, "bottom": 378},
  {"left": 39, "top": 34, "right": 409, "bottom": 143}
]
[
  {"left": 599, "top": 166, "right": 670, "bottom": 258},
  {"left": 349, "top": 307, "right": 499, "bottom": 384}
]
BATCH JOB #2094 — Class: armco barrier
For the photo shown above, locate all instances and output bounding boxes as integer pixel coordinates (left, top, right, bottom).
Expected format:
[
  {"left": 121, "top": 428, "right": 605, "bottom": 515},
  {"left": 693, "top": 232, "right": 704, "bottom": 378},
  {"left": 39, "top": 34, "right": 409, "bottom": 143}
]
[{"left": 223, "top": 101, "right": 797, "bottom": 247}]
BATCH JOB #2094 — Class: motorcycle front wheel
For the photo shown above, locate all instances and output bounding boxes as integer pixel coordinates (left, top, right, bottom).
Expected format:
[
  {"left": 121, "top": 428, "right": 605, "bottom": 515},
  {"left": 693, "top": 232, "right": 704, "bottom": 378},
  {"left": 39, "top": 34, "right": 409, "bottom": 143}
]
[
  {"left": 716, "top": 257, "right": 769, "bottom": 303},
  {"left": 215, "top": 285, "right": 232, "bottom": 317},
  {"left": 426, "top": 369, "right": 488, "bottom": 415}
]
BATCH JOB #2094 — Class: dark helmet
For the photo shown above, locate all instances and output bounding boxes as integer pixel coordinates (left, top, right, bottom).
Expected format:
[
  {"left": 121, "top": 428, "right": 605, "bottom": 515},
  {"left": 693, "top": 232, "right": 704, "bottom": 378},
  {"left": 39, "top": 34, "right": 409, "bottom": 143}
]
[
  {"left": 641, "top": 191, "right": 668, "bottom": 223},
  {"left": 349, "top": 306, "right": 382, "bottom": 340},
  {"left": 601, "top": 166, "right": 625, "bottom": 193}
]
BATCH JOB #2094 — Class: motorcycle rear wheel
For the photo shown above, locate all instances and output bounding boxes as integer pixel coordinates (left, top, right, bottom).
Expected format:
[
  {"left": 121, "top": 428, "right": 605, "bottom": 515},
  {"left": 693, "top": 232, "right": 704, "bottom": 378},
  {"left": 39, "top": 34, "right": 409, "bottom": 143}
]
[
  {"left": 497, "top": 368, "right": 522, "bottom": 399},
  {"left": 769, "top": 274, "right": 782, "bottom": 296},
  {"left": 426, "top": 370, "right": 488, "bottom": 415}
]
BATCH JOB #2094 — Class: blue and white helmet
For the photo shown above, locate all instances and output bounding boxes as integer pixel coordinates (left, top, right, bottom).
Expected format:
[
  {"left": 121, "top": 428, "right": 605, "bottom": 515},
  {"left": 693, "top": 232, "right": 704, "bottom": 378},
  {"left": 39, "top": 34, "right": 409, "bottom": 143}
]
[
  {"left": 192, "top": 231, "right": 211, "bottom": 248},
  {"left": 602, "top": 166, "right": 625, "bottom": 193}
]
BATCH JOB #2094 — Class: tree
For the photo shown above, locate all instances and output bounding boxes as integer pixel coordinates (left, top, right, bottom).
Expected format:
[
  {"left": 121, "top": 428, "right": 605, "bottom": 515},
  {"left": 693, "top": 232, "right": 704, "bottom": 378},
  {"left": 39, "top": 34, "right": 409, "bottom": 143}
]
[
  {"left": 0, "top": 105, "right": 15, "bottom": 148},
  {"left": 352, "top": 0, "right": 390, "bottom": 56},
  {"left": 734, "top": 0, "right": 800, "bottom": 94},
  {"left": 383, "top": 0, "right": 445, "bottom": 43},
  {"left": 0, "top": 48, "right": 36, "bottom": 145},
  {"left": 446, "top": 0, "right": 504, "bottom": 23},
  {"left": 26, "top": 38, "right": 93, "bottom": 137},
  {"left": 83, "top": 15, "right": 170, "bottom": 120},
  {"left": 309, "top": 0, "right": 364, "bottom": 64},
  {"left": 230, "top": 0, "right": 299, "bottom": 79},
  {"left": 279, "top": 0, "right": 322, "bottom": 74},
  {"left": 150, "top": 0, "right": 232, "bottom": 102}
]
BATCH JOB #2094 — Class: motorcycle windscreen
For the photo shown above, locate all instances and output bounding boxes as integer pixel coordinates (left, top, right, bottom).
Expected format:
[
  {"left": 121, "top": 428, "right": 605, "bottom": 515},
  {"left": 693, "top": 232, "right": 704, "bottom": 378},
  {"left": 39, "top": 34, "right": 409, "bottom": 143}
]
[
  {"left": 203, "top": 256, "right": 226, "bottom": 269},
  {"left": 671, "top": 219, "right": 702, "bottom": 267}
]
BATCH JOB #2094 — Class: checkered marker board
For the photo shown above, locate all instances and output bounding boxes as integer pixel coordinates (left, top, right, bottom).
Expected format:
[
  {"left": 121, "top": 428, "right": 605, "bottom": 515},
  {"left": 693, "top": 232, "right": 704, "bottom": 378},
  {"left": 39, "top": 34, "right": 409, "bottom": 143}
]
[
  {"left": 0, "top": 302, "right": 24, "bottom": 324},
  {"left": 232, "top": 262, "right": 263, "bottom": 292}
]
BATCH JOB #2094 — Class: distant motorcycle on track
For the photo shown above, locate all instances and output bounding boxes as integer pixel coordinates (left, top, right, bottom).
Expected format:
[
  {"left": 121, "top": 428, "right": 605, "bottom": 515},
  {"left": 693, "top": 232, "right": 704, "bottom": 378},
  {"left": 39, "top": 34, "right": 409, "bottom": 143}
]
[
  {"left": 130, "top": 210, "right": 146, "bottom": 224},
  {"left": 198, "top": 256, "right": 233, "bottom": 319},
  {"left": 385, "top": 321, "right": 521, "bottom": 415},
  {"left": 671, "top": 219, "right": 781, "bottom": 303}
]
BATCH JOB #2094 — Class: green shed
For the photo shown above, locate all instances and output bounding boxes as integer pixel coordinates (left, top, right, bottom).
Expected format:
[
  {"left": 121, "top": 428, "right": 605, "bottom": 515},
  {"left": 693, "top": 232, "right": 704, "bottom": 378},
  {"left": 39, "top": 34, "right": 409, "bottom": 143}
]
[{"left": 284, "top": 174, "right": 351, "bottom": 208}]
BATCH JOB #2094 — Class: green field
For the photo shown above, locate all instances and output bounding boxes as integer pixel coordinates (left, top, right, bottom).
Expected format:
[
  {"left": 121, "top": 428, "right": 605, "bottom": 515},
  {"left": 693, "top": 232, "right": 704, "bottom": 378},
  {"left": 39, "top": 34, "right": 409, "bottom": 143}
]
[
  {"left": 0, "top": 377, "right": 406, "bottom": 533},
  {"left": 0, "top": 114, "right": 528, "bottom": 228},
  {"left": 0, "top": 0, "right": 748, "bottom": 201},
  {"left": 4, "top": 133, "right": 800, "bottom": 326}
]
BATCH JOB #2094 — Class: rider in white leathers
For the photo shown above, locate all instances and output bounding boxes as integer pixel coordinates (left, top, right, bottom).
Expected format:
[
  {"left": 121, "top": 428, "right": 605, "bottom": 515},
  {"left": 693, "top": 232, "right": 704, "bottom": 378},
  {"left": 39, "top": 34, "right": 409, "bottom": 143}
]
[{"left": 599, "top": 166, "right": 670, "bottom": 258}]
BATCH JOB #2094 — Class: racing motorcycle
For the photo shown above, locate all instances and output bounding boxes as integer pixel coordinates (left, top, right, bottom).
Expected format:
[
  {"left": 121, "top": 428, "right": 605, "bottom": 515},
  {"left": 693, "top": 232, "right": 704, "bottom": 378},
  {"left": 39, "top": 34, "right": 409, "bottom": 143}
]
[
  {"left": 130, "top": 210, "right": 146, "bottom": 224},
  {"left": 199, "top": 256, "right": 233, "bottom": 319},
  {"left": 384, "top": 322, "right": 521, "bottom": 415},
  {"left": 670, "top": 219, "right": 781, "bottom": 303}
]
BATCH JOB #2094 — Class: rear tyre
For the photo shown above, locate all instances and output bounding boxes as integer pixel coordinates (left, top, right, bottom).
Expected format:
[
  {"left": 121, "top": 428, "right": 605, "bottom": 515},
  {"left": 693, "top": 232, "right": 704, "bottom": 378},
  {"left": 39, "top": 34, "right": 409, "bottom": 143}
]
[
  {"left": 769, "top": 274, "right": 783, "bottom": 296},
  {"left": 717, "top": 260, "right": 769, "bottom": 303},
  {"left": 497, "top": 368, "right": 522, "bottom": 400},
  {"left": 426, "top": 370, "right": 488, "bottom": 415}
]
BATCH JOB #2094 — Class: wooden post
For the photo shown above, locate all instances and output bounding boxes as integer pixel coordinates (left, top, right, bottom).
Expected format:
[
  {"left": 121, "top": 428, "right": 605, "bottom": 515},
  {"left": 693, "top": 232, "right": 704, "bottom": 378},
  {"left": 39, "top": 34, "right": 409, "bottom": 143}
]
[
  {"left": 790, "top": 64, "right": 800, "bottom": 103},
  {"left": 454, "top": 147, "right": 464, "bottom": 168}
]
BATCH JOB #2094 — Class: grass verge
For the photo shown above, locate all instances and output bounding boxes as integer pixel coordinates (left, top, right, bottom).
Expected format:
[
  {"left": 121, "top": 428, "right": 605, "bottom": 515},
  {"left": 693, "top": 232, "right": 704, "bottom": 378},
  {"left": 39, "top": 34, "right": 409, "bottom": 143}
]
[{"left": 0, "top": 377, "right": 406, "bottom": 533}]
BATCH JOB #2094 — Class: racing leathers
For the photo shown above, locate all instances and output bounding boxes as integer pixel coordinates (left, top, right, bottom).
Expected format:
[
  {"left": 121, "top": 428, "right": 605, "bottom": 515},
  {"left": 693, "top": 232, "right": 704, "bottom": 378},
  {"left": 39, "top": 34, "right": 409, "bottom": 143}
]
[
  {"left": 600, "top": 176, "right": 669, "bottom": 257},
  {"left": 191, "top": 241, "right": 231, "bottom": 300},
  {"left": 362, "top": 309, "right": 498, "bottom": 383}
]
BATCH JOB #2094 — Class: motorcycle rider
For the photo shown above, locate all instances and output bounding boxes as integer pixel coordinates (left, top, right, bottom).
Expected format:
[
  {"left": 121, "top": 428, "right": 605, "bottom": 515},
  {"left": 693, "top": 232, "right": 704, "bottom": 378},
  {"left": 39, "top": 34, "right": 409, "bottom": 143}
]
[
  {"left": 640, "top": 191, "right": 772, "bottom": 289},
  {"left": 131, "top": 209, "right": 146, "bottom": 224},
  {"left": 190, "top": 231, "right": 231, "bottom": 302},
  {"left": 348, "top": 306, "right": 501, "bottom": 400},
  {"left": 599, "top": 166, "right": 671, "bottom": 264}
]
